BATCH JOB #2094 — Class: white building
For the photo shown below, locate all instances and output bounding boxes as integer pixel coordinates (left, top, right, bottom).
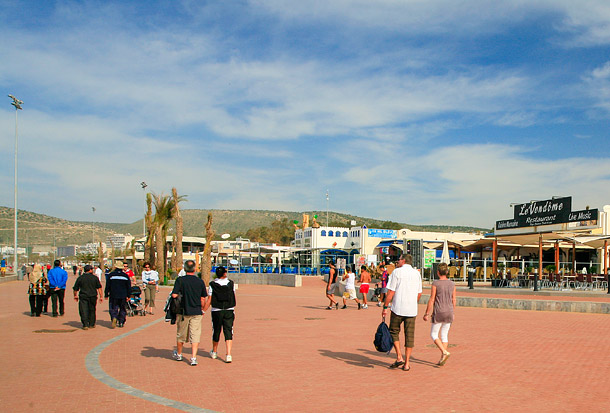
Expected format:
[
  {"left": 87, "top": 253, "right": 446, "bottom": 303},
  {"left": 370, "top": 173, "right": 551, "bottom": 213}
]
[{"left": 105, "top": 233, "right": 135, "bottom": 250}]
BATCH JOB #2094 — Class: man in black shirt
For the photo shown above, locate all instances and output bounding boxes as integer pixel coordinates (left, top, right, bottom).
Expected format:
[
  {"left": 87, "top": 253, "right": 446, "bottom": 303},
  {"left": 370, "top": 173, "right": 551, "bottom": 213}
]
[
  {"left": 73, "top": 265, "right": 103, "bottom": 330},
  {"left": 105, "top": 261, "right": 131, "bottom": 328},
  {"left": 171, "top": 259, "right": 208, "bottom": 366}
]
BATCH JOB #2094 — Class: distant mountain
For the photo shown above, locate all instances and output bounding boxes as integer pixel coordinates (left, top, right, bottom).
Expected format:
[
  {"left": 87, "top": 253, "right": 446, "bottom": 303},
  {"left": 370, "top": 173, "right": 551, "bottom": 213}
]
[{"left": 0, "top": 206, "right": 487, "bottom": 248}]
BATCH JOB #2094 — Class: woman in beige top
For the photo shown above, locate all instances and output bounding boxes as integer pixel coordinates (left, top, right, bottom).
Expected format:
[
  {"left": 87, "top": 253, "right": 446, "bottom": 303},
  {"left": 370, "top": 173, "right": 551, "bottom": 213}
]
[{"left": 423, "top": 263, "right": 456, "bottom": 366}]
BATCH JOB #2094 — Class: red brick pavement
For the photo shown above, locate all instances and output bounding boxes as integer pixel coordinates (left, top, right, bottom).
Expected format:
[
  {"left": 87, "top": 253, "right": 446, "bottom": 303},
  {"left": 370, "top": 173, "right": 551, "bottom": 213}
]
[{"left": 1, "top": 276, "right": 609, "bottom": 412}]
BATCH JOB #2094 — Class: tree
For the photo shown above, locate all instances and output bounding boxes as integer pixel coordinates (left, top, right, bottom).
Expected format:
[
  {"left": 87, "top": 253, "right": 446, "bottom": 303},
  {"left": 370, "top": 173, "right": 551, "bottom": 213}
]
[
  {"left": 152, "top": 193, "right": 176, "bottom": 277},
  {"left": 171, "top": 187, "right": 187, "bottom": 272},
  {"left": 201, "top": 212, "right": 215, "bottom": 285},
  {"left": 144, "top": 193, "right": 156, "bottom": 266}
]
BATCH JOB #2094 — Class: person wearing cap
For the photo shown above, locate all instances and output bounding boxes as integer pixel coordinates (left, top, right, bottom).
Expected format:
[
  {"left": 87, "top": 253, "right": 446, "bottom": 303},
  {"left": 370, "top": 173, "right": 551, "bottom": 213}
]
[
  {"left": 104, "top": 260, "right": 131, "bottom": 328},
  {"left": 171, "top": 259, "right": 208, "bottom": 366},
  {"left": 204, "top": 266, "right": 237, "bottom": 363},
  {"left": 73, "top": 265, "right": 103, "bottom": 330}
]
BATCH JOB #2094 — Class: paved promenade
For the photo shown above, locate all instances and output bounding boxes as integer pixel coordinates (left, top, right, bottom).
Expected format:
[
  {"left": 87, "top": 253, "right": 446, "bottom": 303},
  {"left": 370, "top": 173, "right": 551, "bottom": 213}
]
[{"left": 1, "top": 276, "right": 609, "bottom": 412}]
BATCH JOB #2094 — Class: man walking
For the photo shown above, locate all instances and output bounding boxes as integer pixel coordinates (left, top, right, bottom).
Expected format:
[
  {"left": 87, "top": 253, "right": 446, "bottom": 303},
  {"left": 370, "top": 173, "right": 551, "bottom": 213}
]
[
  {"left": 73, "top": 265, "right": 103, "bottom": 330},
  {"left": 171, "top": 259, "right": 208, "bottom": 366},
  {"left": 94, "top": 264, "right": 103, "bottom": 283},
  {"left": 359, "top": 265, "right": 372, "bottom": 309},
  {"left": 105, "top": 261, "right": 131, "bottom": 328},
  {"left": 381, "top": 254, "right": 422, "bottom": 371},
  {"left": 47, "top": 260, "right": 68, "bottom": 317},
  {"left": 205, "top": 266, "right": 237, "bottom": 363},
  {"left": 325, "top": 261, "right": 339, "bottom": 310}
]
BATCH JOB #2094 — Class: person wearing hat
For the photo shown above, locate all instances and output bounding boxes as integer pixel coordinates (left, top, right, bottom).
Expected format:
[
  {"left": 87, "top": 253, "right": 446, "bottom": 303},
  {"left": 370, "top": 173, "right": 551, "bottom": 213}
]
[
  {"left": 73, "top": 265, "right": 103, "bottom": 330},
  {"left": 104, "top": 260, "right": 131, "bottom": 328}
]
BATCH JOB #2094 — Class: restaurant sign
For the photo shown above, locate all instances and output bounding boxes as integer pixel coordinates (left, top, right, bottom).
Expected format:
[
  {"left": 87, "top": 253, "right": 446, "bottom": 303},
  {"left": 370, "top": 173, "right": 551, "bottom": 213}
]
[{"left": 496, "top": 197, "right": 598, "bottom": 229}]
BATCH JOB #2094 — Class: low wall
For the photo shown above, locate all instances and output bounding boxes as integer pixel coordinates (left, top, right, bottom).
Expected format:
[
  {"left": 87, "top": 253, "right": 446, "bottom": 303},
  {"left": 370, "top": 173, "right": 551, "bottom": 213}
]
[
  {"left": 227, "top": 273, "right": 302, "bottom": 287},
  {"left": 0, "top": 275, "right": 18, "bottom": 284}
]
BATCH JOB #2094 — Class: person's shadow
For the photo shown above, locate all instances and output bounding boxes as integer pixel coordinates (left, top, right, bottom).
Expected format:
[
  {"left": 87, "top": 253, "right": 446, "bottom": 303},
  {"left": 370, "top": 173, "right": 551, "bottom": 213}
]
[
  {"left": 63, "top": 320, "right": 114, "bottom": 329},
  {"left": 357, "top": 348, "right": 440, "bottom": 368},
  {"left": 141, "top": 346, "right": 211, "bottom": 360},
  {"left": 318, "top": 348, "right": 388, "bottom": 368}
]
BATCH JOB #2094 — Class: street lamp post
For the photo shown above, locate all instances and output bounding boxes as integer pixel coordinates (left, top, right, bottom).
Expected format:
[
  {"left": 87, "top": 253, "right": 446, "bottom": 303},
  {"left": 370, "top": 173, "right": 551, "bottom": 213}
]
[
  {"left": 92, "top": 207, "right": 96, "bottom": 244},
  {"left": 8, "top": 95, "right": 22, "bottom": 278},
  {"left": 326, "top": 190, "right": 329, "bottom": 227}
]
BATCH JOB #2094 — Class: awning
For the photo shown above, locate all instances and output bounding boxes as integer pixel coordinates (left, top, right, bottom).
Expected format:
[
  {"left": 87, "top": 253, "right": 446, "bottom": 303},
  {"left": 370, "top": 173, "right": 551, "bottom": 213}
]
[{"left": 375, "top": 240, "right": 403, "bottom": 248}]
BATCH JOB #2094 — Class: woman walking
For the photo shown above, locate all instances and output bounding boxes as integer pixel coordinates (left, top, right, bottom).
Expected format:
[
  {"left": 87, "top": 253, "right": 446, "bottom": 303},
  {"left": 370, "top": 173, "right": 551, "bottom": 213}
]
[
  {"left": 28, "top": 264, "right": 48, "bottom": 317},
  {"left": 423, "top": 263, "right": 456, "bottom": 366},
  {"left": 141, "top": 262, "right": 159, "bottom": 315}
]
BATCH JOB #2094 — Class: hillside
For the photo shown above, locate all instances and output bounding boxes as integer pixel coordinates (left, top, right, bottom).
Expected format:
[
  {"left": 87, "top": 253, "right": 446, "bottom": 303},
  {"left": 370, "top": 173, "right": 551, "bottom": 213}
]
[{"left": 0, "top": 206, "right": 487, "bottom": 248}]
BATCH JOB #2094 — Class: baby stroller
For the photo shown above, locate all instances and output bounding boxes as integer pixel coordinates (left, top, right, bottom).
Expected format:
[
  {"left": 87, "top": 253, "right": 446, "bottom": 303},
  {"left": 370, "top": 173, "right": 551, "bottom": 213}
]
[{"left": 127, "top": 285, "right": 145, "bottom": 316}]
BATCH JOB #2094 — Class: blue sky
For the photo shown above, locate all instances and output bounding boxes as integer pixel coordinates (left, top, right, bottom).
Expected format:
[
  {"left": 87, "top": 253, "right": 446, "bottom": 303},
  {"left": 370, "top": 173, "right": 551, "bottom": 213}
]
[{"left": 1, "top": 0, "right": 610, "bottom": 228}]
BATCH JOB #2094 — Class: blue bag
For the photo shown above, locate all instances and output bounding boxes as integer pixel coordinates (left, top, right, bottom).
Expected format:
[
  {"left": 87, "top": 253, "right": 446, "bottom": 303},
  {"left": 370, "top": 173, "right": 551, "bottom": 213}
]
[{"left": 374, "top": 320, "right": 393, "bottom": 354}]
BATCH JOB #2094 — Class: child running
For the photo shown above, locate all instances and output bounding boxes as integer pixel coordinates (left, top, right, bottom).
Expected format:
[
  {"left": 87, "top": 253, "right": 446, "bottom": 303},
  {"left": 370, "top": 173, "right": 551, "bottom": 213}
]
[{"left": 423, "top": 263, "right": 456, "bottom": 366}]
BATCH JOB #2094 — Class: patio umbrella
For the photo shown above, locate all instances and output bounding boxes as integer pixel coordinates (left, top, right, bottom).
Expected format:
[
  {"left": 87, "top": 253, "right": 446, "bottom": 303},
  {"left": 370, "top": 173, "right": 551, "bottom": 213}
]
[{"left": 440, "top": 239, "right": 450, "bottom": 264}]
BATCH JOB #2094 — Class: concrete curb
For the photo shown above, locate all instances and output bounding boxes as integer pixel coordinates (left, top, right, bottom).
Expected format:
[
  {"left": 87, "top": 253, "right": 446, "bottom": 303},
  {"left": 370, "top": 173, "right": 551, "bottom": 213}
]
[{"left": 419, "top": 294, "right": 610, "bottom": 314}]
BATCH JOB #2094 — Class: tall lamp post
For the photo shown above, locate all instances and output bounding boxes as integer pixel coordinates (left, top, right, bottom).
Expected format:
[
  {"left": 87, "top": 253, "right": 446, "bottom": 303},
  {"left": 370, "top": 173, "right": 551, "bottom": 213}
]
[
  {"left": 8, "top": 94, "right": 22, "bottom": 278},
  {"left": 91, "top": 207, "right": 96, "bottom": 244},
  {"left": 325, "top": 189, "right": 329, "bottom": 227},
  {"left": 140, "top": 181, "right": 147, "bottom": 237}
]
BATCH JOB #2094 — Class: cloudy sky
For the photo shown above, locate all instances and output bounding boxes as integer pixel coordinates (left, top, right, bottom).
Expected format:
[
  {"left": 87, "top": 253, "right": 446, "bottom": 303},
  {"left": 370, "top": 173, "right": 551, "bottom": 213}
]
[{"left": 1, "top": 0, "right": 610, "bottom": 228}]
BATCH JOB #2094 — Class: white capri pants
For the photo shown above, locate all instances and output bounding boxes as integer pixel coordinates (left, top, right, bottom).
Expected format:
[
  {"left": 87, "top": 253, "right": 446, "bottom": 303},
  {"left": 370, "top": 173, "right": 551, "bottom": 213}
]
[{"left": 430, "top": 322, "right": 452, "bottom": 342}]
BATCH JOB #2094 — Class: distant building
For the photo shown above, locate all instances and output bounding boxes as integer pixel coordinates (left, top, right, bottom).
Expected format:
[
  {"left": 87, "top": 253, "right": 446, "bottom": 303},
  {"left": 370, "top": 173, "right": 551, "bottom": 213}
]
[{"left": 57, "top": 245, "right": 77, "bottom": 257}]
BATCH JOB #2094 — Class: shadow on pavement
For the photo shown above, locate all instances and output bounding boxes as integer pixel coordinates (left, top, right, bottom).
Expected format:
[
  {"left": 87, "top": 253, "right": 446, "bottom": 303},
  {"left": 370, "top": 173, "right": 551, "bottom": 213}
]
[
  {"left": 140, "top": 346, "right": 211, "bottom": 360},
  {"left": 318, "top": 348, "right": 388, "bottom": 368},
  {"left": 356, "top": 348, "right": 440, "bottom": 369}
]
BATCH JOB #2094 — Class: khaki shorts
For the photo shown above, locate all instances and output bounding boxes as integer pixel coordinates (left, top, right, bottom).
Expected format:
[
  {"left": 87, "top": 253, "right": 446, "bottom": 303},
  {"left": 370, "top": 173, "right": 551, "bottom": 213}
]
[
  {"left": 327, "top": 283, "right": 338, "bottom": 295},
  {"left": 389, "top": 312, "right": 416, "bottom": 348},
  {"left": 176, "top": 314, "right": 203, "bottom": 343}
]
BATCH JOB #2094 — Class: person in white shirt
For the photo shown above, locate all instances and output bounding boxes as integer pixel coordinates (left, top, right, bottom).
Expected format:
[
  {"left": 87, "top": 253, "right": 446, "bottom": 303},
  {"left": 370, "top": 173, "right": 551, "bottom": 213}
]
[
  {"left": 141, "top": 261, "right": 160, "bottom": 315},
  {"left": 381, "top": 254, "right": 422, "bottom": 371},
  {"left": 341, "top": 265, "right": 362, "bottom": 310},
  {"left": 94, "top": 265, "right": 103, "bottom": 283}
]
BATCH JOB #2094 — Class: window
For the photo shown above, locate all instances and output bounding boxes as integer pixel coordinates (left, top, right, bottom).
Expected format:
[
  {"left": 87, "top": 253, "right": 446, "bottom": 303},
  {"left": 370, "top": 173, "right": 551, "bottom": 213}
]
[
  {"left": 329, "top": 230, "right": 334, "bottom": 236},
  {"left": 321, "top": 230, "right": 326, "bottom": 236},
  {"left": 343, "top": 231, "right": 348, "bottom": 237}
]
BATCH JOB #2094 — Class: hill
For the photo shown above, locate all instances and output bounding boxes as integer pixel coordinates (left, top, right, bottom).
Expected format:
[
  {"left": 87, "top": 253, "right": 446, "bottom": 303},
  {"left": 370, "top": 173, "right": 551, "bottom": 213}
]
[{"left": 0, "top": 206, "right": 487, "bottom": 248}]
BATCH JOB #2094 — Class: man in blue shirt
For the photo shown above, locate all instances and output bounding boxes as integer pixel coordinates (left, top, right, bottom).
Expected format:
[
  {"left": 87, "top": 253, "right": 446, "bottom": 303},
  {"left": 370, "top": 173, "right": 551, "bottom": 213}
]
[{"left": 47, "top": 260, "right": 68, "bottom": 317}]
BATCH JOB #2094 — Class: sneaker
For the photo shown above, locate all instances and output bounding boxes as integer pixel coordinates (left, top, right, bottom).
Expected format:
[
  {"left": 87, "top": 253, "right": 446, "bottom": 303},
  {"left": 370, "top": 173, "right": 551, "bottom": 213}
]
[
  {"left": 118, "top": 322, "right": 124, "bottom": 328},
  {"left": 173, "top": 350, "right": 182, "bottom": 361},
  {"left": 226, "top": 355, "right": 232, "bottom": 363},
  {"left": 341, "top": 305, "right": 347, "bottom": 309},
  {"left": 377, "top": 302, "right": 382, "bottom": 307},
  {"left": 363, "top": 304, "right": 368, "bottom": 309},
  {"left": 358, "top": 303, "right": 361, "bottom": 310},
  {"left": 210, "top": 351, "right": 218, "bottom": 359},
  {"left": 325, "top": 306, "right": 332, "bottom": 310},
  {"left": 111, "top": 318, "right": 117, "bottom": 329},
  {"left": 82, "top": 326, "right": 89, "bottom": 330},
  {"left": 335, "top": 303, "right": 339, "bottom": 310},
  {"left": 190, "top": 357, "right": 198, "bottom": 366}
]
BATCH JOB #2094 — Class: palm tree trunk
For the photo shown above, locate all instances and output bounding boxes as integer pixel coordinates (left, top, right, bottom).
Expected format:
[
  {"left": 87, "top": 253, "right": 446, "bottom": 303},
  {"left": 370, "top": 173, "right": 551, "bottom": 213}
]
[
  {"left": 172, "top": 187, "right": 184, "bottom": 272},
  {"left": 202, "top": 212, "right": 215, "bottom": 285},
  {"left": 98, "top": 241, "right": 105, "bottom": 269},
  {"left": 155, "top": 226, "right": 164, "bottom": 276},
  {"left": 145, "top": 193, "right": 155, "bottom": 265},
  {"left": 170, "top": 234, "right": 177, "bottom": 274}
]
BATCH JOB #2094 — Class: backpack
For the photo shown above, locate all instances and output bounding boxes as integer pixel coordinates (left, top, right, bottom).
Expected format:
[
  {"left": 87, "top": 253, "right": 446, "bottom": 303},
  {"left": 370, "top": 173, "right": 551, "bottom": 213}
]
[{"left": 374, "top": 320, "right": 393, "bottom": 354}]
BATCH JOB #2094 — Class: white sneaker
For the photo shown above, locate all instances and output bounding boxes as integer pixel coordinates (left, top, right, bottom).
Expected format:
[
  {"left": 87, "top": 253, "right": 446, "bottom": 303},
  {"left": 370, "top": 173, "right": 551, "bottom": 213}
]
[
  {"left": 377, "top": 302, "right": 381, "bottom": 307},
  {"left": 226, "top": 355, "right": 232, "bottom": 363},
  {"left": 173, "top": 350, "right": 182, "bottom": 361},
  {"left": 210, "top": 351, "right": 218, "bottom": 359},
  {"left": 363, "top": 304, "right": 368, "bottom": 309},
  {"left": 190, "top": 357, "right": 198, "bottom": 366}
]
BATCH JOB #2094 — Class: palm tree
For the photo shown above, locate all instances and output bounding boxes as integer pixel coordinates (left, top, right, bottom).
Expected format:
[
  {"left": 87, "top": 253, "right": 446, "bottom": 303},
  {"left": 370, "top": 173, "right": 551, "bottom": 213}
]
[
  {"left": 171, "top": 187, "right": 187, "bottom": 272},
  {"left": 201, "top": 212, "right": 215, "bottom": 285},
  {"left": 144, "top": 193, "right": 156, "bottom": 266},
  {"left": 153, "top": 193, "right": 176, "bottom": 277}
]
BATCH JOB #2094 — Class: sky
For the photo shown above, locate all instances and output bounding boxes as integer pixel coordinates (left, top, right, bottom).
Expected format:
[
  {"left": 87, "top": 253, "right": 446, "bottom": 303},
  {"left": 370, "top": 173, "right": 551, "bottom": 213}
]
[{"left": 1, "top": 0, "right": 610, "bottom": 229}]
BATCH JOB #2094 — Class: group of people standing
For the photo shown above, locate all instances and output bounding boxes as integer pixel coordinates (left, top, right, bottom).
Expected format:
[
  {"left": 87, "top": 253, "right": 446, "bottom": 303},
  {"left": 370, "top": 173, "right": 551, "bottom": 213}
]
[{"left": 325, "top": 254, "right": 456, "bottom": 371}]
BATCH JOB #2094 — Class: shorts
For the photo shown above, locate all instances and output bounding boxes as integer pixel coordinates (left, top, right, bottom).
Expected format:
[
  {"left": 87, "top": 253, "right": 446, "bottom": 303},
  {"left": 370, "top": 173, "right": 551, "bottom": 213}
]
[
  {"left": 379, "top": 287, "right": 388, "bottom": 294},
  {"left": 327, "top": 283, "right": 338, "bottom": 295},
  {"left": 359, "top": 283, "right": 370, "bottom": 294},
  {"left": 343, "top": 288, "right": 357, "bottom": 300},
  {"left": 388, "top": 312, "right": 416, "bottom": 348},
  {"left": 176, "top": 314, "right": 203, "bottom": 344},
  {"left": 211, "top": 310, "right": 235, "bottom": 341}
]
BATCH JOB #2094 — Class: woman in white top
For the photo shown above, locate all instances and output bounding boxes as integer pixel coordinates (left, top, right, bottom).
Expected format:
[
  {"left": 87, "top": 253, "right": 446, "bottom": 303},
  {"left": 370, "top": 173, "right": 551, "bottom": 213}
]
[
  {"left": 141, "top": 261, "right": 160, "bottom": 315},
  {"left": 341, "top": 265, "right": 362, "bottom": 309}
]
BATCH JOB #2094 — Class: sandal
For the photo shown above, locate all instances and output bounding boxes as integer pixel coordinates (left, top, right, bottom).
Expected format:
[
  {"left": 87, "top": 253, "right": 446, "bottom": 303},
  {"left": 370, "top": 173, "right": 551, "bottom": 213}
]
[
  {"left": 402, "top": 364, "right": 411, "bottom": 371},
  {"left": 439, "top": 352, "right": 451, "bottom": 366},
  {"left": 388, "top": 360, "right": 405, "bottom": 369}
]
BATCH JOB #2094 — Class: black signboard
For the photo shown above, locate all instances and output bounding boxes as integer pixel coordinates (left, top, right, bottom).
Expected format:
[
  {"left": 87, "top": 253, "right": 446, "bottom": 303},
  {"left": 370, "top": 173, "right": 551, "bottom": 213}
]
[{"left": 496, "top": 196, "right": 599, "bottom": 230}]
